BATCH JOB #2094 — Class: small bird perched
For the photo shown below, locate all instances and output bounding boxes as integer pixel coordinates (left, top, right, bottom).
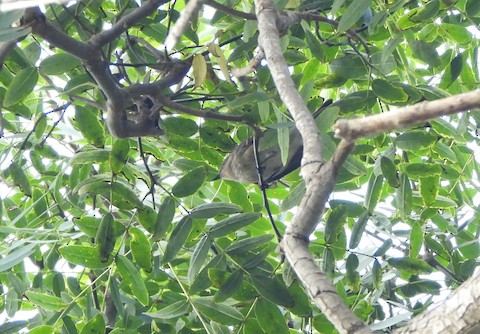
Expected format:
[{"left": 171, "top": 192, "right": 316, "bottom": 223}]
[{"left": 215, "top": 100, "right": 332, "bottom": 185}]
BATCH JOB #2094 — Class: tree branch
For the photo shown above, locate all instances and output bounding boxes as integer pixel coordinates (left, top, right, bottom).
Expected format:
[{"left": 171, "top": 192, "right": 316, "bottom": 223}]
[
  {"left": 154, "top": 95, "right": 244, "bottom": 122},
  {"left": 334, "top": 90, "right": 480, "bottom": 141},
  {"left": 254, "top": 0, "right": 371, "bottom": 332},
  {"left": 205, "top": 0, "right": 257, "bottom": 20}
]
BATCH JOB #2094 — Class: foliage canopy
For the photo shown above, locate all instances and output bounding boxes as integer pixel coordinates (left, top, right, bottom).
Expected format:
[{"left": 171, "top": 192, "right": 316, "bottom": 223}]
[{"left": 0, "top": 0, "right": 479, "bottom": 333}]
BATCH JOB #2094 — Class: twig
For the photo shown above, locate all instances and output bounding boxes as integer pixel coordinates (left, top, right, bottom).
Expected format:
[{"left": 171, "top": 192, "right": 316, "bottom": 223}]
[
  {"left": 255, "top": 0, "right": 372, "bottom": 332},
  {"left": 204, "top": 0, "right": 256, "bottom": 20},
  {"left": 231, "top": 48, "right": 265, "bottom": 78},
  {"left": 154, "top": 95, "right": 245, "bottom": 122}
]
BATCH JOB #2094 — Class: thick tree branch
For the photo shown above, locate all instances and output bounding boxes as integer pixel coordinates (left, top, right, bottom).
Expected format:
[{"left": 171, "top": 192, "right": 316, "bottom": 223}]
[
  {"left": 334, "top": 90, "right": 480, "bottom": 141},
  {"left": 23, "top": 7, "right": 95, "bottom": 59},
  {"left": 255, "top": 0, "right": 371, "bottom": 333},
  {"left": 22, "top": 4, "right": 168, "bottom": 138}
]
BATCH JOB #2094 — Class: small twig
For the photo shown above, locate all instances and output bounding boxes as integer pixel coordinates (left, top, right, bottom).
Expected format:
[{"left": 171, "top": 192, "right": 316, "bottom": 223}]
[
  {"left": 39, "top": 105, "right": 69, "bottom": 147},
  {"left": 154, "top": 95, "right": 245, "bottom": 122},
  {"left": 231, "top": 48, "right": 265, "bottom": 78},
  {"left": 70, "top": 95, "right": 106, "bottom": 111},
  {"left": 205, "top": 0, "right": 256, "bottom": 20}
]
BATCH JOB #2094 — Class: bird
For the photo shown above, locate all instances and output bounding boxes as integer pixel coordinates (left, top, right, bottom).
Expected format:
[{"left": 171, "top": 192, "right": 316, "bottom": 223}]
[{"left": 214, "top": 100, "right": 332, "bottom": 185}]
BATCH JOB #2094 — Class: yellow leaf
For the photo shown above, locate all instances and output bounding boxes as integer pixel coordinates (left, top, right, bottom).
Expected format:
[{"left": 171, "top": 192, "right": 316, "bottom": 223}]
[
  {"left": 192, "top": 54, "right": 207, "bottom": 87},
  {"left": 213, "top": 44, "right": 232, "bottom": 84}
]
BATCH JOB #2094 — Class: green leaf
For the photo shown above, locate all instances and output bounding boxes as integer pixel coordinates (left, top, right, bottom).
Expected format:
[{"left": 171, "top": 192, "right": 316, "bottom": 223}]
[
  {"left": 39, "top": 53, "right": 82, "bottom": 75},
  {"left": 70, "top": 149, "right": 111, "bottom": 165},
  {"left": 372, "top": 259, "right": 382, "bottom": 289},
  {"left": 208, "top": 213, "right": 261, "bottom": 238},
  {"left": 420, "top": 176, "right": 439, "bottom": 206},
  {"left": 5, "top": 162, "right": 32, "bottom": 196},
  {"left": 329, "top": 55, "right": 367, "bottom": 79},
  {"left": 388, "top": 257, "right": 433, "bottom": 274},
  {"left": 144, "top": 300, "right": 190, "bottom": 319},
  {"left": 190, "top": 255, "right": 226, "bottom": 294},
  {"left": 172, "top": 166, "right": 207, "bottom": 198},
  {"left": 76, "top": 180, "right": 143, "bottom": 210},
  {"left": 364, "top": 173, "right": 383, "bottom": 212},
  {"left": 74, "top": 106, "right": 105, "bottom": 147},
  {"left": 313, "top": 314, "right": 336, "bottom": 334},
  {"left": 109, "top": 139, "right": 130, "bottom": 174},
  {"left": 346, "top": 253, "right": 360, "bottom": 290},
  {"left": 374, "top": 239, "right": 392, "bottom": 257},
  {"left": 372, "top": 79, "right": 409, "bottom": 104},
  {"left": 129, "top": 226, "right": 152, "bottom": 272},
  {"left": 214, "top": 269, "right": 243, "bottom": 303},
  {"left": 4, "top": 67, "right": 38, "bottom": 107},
  {"left": 404, "top": 163, "right": 443, "bottom": 178},
  {"left": 137, "top": 206, "right": 157, "bottom": 234},
  {"left": 304, "top": 30, "right": 324, "bottom": 61},
  {"left": 200, "top": 125, "right": 237, "bottom": 151},
  {"left": 431, "top": 118, "right": 463, "bottom": 141},
  {"left": 192, "top": 297, "right": 243, "bottom": 325},
  {"left": 226, "top": 92, "right": 269, "bottom": 111},
  {"left": 188, "top": 234, "right": 211, "bottom": 283},
  {"left": 410, "top": 0, "right": 439, "bottom": 22},
  {"left": 395, "top": 131, "right": 437, "bottom": 151},
  {"left": 162, "top": 216, "right": 193, "bottom": 263},
  {"left": 280, "top": 180, "right": 305, "bottom": 211},
  {"left": 337, "top": 0, "right": 371, "bottom": 32},
  {"left": 410, "top": 40, "right": 441, "bottom": 67},
  {"left": 250, "top": 275, "right": 295, "bottom": 308},
  {"left": 287, "top": 281, "right": 311, "bottom": 317},
  {"left": 29, "top": 325, "right": 55, "bottom": 334},
  {"left": 349, "top": 210, "right": 369, "bottom": 249},
  {"left": 25, "top": 291, "right": 67, "bottom": 311},
  {"left": 163, "top": 117, "right": 198, "bottom": 137},
  {"left": 400, "top": 279, "right": 441, "bottom": 297},
  {"left": 116, "top": 255, "right": 149, "bottom": 306},
  {"left": 254, "top": 298, "right": 289, "bottom": 334},
  {"left": 425, "top": 236, "right": 450, "bottom": 259},
  {"left": 153, "top": 196, "right": 176, "bottom": 240},
  {"left": 396, "top": 174, "right": 412, "bottom": 219},
  {"left": 380, "top": 156, "right": 399, "bottom": 188},
  {"left": 0, "top": 243, "right": 36, "bottom": 272},
  {"left": 225, "top": 235, "right": 273, "bottom": 255},
  {"left": 324, "top": 206, "right": 347, "bottom": 244},
  {"left": 442, "top": 23, "right": 472, "bottom": 43},
  {"left": 466, "top": 0, "right": 480, "bottom": 16},
  {"left": 80, "top": 314, "right": 105, "bottom": 334},
  {"left": 59, "top": 245, "right": 112, "bottom": 269},
  {"left": 96, "top": 212, "right": 116, "bottom": 262},
  {"left": 190, "top": 202, "right": 243, "bottom": 219},
  {"left": 409, "top": 222, "right": 423, "bottom": 258}
]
